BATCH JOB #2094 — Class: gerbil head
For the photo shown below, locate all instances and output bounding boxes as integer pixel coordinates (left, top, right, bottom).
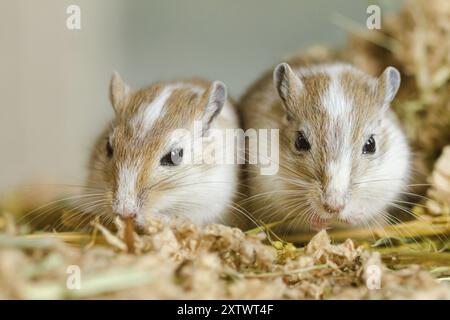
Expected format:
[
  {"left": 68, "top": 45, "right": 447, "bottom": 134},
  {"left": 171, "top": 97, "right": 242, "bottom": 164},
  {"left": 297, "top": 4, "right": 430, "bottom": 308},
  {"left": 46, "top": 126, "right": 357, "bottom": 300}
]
[
  {"left": 272, "top": 62, "right": 409, "bottom": 229},
  {"left": 87, "top": 72, "right": 228, "bottom": 226}
]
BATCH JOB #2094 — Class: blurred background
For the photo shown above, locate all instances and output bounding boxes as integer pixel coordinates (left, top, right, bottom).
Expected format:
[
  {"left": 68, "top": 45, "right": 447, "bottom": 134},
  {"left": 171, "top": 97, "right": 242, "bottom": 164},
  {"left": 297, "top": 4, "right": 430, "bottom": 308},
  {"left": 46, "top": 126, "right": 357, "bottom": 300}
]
[{"left": 0, "top": 0, "right": 399, "bottom": 192}]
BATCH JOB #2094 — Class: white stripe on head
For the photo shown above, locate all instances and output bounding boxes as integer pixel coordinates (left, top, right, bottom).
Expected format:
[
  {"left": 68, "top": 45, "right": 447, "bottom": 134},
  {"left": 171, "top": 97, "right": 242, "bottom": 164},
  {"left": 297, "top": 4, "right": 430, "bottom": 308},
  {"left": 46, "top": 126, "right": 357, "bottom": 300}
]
[
  {"left": 321, "top": 67, "right": 352, "bottom": 119},
  {"left": 141, "top": 86, "right": 173, "bottom": 130},
  {"left": 132, "top": 83, "right": 205, "bottom": 138}
]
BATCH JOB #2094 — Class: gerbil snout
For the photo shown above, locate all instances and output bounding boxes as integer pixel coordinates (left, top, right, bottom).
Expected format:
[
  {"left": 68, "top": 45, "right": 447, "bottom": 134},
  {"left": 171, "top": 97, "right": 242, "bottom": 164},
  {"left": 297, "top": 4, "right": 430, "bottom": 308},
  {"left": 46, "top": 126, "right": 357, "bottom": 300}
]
[
  {"left": 112, "top": 195, "right": 142, "bottom": 224},
  {"left": 322, "top": 201, "right": 344, "bottom": 215},
  {"left": 117, "top": 211, "right": 138, "bottom": 220},
  {"left": 321, "top": 190, "right": 348, "bottom": 216}
]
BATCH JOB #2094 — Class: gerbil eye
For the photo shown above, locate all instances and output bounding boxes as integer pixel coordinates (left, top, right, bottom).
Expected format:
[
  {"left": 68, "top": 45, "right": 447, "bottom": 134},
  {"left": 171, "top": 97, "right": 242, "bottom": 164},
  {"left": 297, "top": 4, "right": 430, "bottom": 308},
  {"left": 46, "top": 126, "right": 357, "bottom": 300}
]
[
  {"left": 160, "top": 148, "right": 183, "bottom": 166},
  {"left": 295, "top": 131, "right": 311, "bottom": 152},
  {"left": 362, "top": 135, "right": 376, "bottom": 154},
  {"left": 106, "top": 141, "right": 113, "bottom": 158}
]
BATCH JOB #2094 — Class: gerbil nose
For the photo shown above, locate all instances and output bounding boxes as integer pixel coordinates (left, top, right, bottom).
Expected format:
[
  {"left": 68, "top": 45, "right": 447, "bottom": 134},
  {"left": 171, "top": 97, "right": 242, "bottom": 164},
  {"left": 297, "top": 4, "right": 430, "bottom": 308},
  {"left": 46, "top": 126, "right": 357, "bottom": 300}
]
[
  {"left": 322, "top": 202, "right": 344, "bottom": 215},
  {"left": 120, "top": 211, "right": 138, "bottom": 220},
  {"left": 322, "top": 187, "right": 347, "bottom": 215}
]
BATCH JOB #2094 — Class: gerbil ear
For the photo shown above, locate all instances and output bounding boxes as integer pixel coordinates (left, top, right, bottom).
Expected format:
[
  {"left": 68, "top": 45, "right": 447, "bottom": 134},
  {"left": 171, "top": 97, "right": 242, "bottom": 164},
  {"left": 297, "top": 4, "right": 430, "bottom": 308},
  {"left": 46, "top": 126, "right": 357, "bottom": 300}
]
[
  {"left": 201, "top": 81, "right": 226, "bottom": 135},
  {"left": 273, "top": 62, "right": 303, "bottom": 118},
  {"left": 109, "top": 71, "right": 130, "bottom": 114},
  {"left": 379, "top": 66, "right": 401, "bottom": 105}
]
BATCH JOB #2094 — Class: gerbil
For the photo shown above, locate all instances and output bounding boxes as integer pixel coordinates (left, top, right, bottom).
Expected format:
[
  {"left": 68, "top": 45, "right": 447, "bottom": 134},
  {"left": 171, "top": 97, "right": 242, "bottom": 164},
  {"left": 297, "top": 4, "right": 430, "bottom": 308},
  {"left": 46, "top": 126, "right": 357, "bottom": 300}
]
[
  {"left": 85, "top": 73, "right": 240, "bottom": 227},
  {"left": 239, "top": 60, "right": 410, "bottom": 232}
]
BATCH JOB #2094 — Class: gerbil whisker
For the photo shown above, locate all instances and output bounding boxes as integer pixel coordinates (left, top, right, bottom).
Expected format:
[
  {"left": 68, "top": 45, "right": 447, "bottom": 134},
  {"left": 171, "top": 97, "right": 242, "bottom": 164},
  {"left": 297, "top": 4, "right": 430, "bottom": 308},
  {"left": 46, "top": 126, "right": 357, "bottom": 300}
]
[
  {"left": 360, "top": 194, "right": 426, "bottom": 209},
  {"left": 376, "top": 211, "right": 423, "bottom": 247},
  {"left": 360, "top": 185, "right": 433, "bottom": 202},
  {"left": 362, "top": 196, "right": 447, "bottom": 242},
  {"left": 360, "top": 215, "right": 378, "bottom": 243},
  {"left": 280, "top": 202, "right": 311, "bottom": 236},
  {"left": 47, "top": 198, "right": 109, "bottom": 231},
  {"left": 352, "top": 178, "right": 406, "bottom": 185},
  {"left": 239, "top": 189, "right": 303, "bottom": 205},
  {"left": 225, "top": 202, "right": 266, "bottom": 232},
  {"left": 62, "top": 199, "right": 108, "bottom": 223},
  {"left": 19, "top": 193, "right": 106, "bottom": 227}
]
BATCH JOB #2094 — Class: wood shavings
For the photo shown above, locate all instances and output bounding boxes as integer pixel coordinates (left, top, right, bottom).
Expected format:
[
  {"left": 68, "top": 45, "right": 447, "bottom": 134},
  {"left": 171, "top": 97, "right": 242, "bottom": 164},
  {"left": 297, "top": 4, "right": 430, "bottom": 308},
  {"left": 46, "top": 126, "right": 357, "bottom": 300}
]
[
  {"left": 93, "top": 221, "right": 127, "bottom": 252},
  {"left": 123, "top": 218, "right": 136, "bottom": 254},
  {"left": 1, "top": 214, "right": 448, "bottom": 299}
]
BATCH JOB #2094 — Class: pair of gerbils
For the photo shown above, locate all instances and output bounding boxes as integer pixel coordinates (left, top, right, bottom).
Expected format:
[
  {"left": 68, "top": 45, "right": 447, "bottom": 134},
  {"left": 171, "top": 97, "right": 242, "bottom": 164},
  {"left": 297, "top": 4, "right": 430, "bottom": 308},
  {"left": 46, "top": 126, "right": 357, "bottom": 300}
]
[{"left": 85, "top": 55, "right": 410, "bottom": 234}]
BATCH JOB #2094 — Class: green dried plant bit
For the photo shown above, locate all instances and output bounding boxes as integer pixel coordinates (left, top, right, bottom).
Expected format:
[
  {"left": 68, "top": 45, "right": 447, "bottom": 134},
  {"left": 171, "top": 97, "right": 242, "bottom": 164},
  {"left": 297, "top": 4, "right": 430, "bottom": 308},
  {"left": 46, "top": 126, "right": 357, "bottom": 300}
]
[
  {"left": 244, "top": 216, "right": 297, "bottom": 236},
  {"left": 429, "top": 266, "right": 450, "bottom": 276},
  {"left": 0, "top": 234, "right": 57, "bottom": 249},
  {"left": 272, "top": 241, "right": 284, "bottom": 250},
  {"left": 371, "top": 237, "right": 409, "bottom": 248}
]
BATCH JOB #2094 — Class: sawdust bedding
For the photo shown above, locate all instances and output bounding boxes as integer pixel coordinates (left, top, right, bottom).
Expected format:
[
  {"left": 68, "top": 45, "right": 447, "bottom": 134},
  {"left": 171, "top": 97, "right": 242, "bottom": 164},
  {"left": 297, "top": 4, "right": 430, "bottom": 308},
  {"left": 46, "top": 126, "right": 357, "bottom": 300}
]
[{"left": 0, "top": 214, "right": 448, "bottom": 299}]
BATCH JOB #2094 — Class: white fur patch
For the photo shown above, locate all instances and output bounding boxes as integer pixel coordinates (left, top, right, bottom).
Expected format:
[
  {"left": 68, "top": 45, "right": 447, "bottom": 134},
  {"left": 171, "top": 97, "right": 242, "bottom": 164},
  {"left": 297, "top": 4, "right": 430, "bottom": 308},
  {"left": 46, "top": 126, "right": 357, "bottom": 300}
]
[
  {"left": 293, "top": 63, "right": 379, "bottom": 119},
  {"left": 321, "top": 67, "right": 352, "bottom": 119},
  {"left": 142, "top": 86, "right": 173, "bottom": 130},
  {"left": 113, "top": 163, "right": 140, "bottom": 215},
  {"left": 326, "top": 153, "right": 351, "bottom": 195},
  {"left": 132, "top": 83, "right": 205, "bottom": 138}
]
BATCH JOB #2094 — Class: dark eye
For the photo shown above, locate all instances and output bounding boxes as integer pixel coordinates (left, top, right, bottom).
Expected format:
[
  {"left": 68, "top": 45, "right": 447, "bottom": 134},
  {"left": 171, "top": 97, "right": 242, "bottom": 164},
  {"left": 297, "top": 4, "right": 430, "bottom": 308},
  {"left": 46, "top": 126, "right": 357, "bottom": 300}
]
[
  {"left": 295, "top": 131, "right": 311, "bottom": 152},
  {"left": 362, "top": 135, "right": 376, "bottom": 154},
  {"left": 106, "top": 140, "right": 113, "bottom": 158},
  {"left": 160, "top": 148, "right": 183, "bottom": 166}
]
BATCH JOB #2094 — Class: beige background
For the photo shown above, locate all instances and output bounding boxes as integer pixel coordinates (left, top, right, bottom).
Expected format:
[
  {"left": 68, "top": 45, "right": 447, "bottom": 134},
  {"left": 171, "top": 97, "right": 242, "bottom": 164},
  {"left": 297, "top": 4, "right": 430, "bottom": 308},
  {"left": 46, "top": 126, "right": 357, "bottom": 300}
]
[{"left": 0, "top": 0, "right": 399, "bottom": 192}]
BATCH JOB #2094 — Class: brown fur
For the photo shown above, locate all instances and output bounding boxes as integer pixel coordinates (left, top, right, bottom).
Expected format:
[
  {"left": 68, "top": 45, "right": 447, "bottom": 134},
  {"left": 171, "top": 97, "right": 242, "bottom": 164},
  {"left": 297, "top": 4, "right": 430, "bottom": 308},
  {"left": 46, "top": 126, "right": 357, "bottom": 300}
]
[
  {"left": 86, "top": 76, "right": 240, "bottom": 227},
  {"left": 238, "top": 56, "right": 409, "bottom": 233}
]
